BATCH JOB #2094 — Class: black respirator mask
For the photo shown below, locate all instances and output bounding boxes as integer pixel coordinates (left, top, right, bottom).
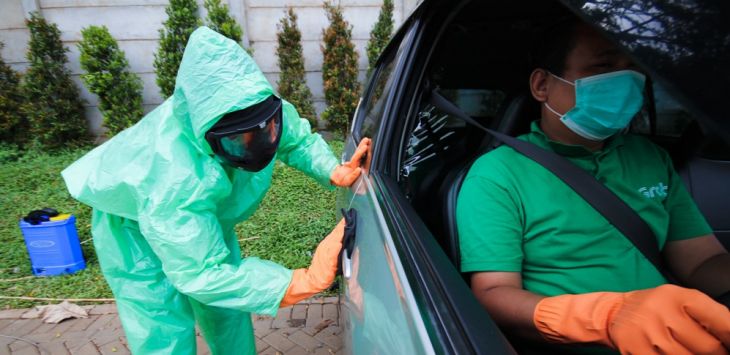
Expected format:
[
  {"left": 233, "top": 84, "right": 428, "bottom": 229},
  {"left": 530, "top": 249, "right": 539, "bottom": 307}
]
[{"left": 205, "top": 96, "right": 283, "bottom": 172}]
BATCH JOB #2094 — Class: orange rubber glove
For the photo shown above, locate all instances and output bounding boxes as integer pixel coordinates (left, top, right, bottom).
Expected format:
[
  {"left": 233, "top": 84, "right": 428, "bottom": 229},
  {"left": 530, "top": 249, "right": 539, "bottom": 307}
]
[
  {"left": 280, "top": 219, "right": 345, "bottom": 307},
  {"left": 533, "top": 284, "right": 730, "bottom": 354},
  {"left": 330, "top": 138, "right": 371, "bottom": 187}
]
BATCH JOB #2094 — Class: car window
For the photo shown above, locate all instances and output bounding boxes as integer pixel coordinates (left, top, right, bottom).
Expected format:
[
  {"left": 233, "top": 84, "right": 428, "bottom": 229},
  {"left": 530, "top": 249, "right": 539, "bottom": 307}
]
[
  {"left": 359, "top": 56, "right": 396, "bottom": 139},
  {"left": 631, "top": 82, "right": 694, "bottom": 138},
  {"left": 401, "top": 89, "right": 506, "bottom": 181},
  {"left": 355, "top": 33, "right": 409, "bottom": 141}
]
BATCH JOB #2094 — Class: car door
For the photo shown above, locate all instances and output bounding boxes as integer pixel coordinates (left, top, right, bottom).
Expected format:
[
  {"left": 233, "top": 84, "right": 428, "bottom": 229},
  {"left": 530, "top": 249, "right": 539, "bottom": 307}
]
[
  {"left": 338, "top": 21, "right": 433, "bottom": 355},
  {"left": 338, "top": 1, "right": 515, "bottom": 354}
]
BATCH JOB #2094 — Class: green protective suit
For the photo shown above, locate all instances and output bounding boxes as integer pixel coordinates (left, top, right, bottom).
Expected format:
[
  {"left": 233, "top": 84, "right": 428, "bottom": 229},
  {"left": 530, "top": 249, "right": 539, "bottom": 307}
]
[{"left": 62, "top": 27, "right": 338, "bottom": 354}]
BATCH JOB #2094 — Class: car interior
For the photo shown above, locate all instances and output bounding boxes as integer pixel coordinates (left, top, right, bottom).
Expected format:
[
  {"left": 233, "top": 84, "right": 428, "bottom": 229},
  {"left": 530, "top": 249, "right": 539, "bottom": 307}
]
[{"left": 394, "top": 0, "right": 730, "bottom": 280}]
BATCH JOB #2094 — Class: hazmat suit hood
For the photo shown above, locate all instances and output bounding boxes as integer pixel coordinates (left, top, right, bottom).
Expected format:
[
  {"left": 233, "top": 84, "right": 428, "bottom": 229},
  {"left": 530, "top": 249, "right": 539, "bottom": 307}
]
[
  {"left": 174, "top": 27, "right": 276, "bottom": 156},
  {"left": 62, "top": 27, "right": 338, "bottom": 320}
]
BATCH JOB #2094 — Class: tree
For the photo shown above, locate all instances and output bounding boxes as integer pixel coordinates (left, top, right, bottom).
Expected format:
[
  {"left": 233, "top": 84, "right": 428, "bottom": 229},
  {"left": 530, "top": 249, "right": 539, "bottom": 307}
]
[
  {"left": 276, "top": 8, "right": 316, "bottom": 127},
  {"left": 21, "top": 13, "right": 87, "bottom": 148},
  {"left": 78, "top": 26, "right": 144, "bottom": 136},
  {"left": 0, "top": 42, "right": 27, "bottom": 146},
  {"left": 366, "top": 0, "right": 394, "bottom": 77},
  {"left": 321, "top": 1, "right": 361, "bottom": 137},
  {"left": 154, "top": 0, "right": 201, "bottom": 99},
  {"left": 204, "top": 0, "right": 243, "bottom": 44}
]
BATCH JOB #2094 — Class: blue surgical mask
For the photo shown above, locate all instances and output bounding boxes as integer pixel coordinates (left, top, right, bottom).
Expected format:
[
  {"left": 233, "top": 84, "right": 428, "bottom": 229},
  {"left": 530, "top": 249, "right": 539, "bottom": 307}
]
[{"left": 545, "top": 70, "right": 646, "bottom": 141}]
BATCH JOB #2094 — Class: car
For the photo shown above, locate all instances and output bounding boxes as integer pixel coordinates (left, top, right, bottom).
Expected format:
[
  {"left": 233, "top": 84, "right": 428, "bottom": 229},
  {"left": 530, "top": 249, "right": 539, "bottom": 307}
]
[{"left": 335, "top": 0, "right": 730, "bottom": 353}]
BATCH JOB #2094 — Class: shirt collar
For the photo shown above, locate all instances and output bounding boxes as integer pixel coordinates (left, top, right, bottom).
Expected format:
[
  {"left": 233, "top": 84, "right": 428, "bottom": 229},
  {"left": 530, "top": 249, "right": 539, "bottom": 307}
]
[{"left": 525, "top": 121, "right": 625, "bottom": 158}]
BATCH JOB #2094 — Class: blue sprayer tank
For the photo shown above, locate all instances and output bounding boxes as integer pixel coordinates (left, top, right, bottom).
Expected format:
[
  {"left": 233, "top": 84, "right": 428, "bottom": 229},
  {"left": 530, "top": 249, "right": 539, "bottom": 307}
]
[{"left": 18, "top": 215, "right": 86, "bottom": 276}]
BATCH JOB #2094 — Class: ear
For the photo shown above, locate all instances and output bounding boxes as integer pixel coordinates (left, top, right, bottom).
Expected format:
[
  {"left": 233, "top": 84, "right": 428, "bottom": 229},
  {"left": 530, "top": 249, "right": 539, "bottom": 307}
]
[{"left": 529, "top": 69, "right": 549, "bottom": 103}]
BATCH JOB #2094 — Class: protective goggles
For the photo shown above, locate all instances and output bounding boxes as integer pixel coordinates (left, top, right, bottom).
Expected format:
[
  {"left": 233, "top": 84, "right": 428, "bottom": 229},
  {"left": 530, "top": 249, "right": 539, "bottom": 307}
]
[{"left": 205, "top": 96, "right": 283, "bottom": 171}]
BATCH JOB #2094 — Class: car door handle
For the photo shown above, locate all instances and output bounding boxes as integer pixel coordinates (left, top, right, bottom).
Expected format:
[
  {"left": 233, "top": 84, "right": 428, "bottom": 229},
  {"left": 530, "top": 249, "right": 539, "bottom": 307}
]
[{"left": 338, "top": 208, "right": 357, "bottom": 279}]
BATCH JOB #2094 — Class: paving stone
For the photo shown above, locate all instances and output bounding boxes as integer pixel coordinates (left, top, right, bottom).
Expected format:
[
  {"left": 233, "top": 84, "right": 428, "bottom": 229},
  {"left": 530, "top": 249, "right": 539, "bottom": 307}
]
[
  {"left": 98, "top": 340, "right": 130, "bottom": 355},
  {"left": 323, "top": 297, "right": 339, "bottom": 304},
  {"left": 288, "top": 329, "right": 325, "bottom": 352},
  {"left": 257, "top": 346, "right": 282, "bottom": 355},
  {"left": 107, "top": 317, "right": 123, "bottom": 330},
  {"left": 2, "top": 319, "right": 43, "bottom": 337},
  {"left": 39, "top": 341, "right": 70, "bottom": 355},
  {"left": 261, "top": 328, "right": 297, "bottom": 352},
  {"left": 25, "top": 321, "right": 56, "bottom": 337},
  {"left": 305, "top": 304, "right": 322, "bottom": 328},
  {"left": 73, "top": 341, "right": 101, "bottom": 355},
  {"left": 66, "top": 315, "right": 99, "bottom": 332},
  {"left": 314, "top": 325, "right": 342, "bottom": 350},
  {"left": 328, "top": 325, "right": 343, "bottom": 336},
  {"left": 254, "top": 337, "right": 269, "bottom": 352},
  {"left": 254, "top": 326, "right": 275, "bottom": 339},
  {"left": 22, "top": 330, "right": 58, "bottom": 344},
  {"left": 86, "top": 314, "right": 116, "bottom": 335},
  {"left": 49, "top": 318, "right": 79, "bottom": 334},
  {"left": 283, "top": 345, "right": 310, "bottom": 355},
  {"left": 90, "top": 329, "right": 123, "bottom": 347},
  {"left": 300, "top": 326, "right": 319, "bottom": 336},
  {"left": 314, "top": 347, "right": 338, "bottom": 355},
  {"left": 253, "top": 315, "right": 274, "bottom": 339},
  {"left": 0, "top": 318, "right": 17, "bottom": 332},
  {"left": 0, "top": 309, "right": 28, "bottom": 319},
  {"left": 9, "top": 344, "right": 40, "bottom": 355},
  {"left": 291, "top": 304, "right": 307, "bottom": 321},
  {"left": 0, "top": 337, "right": 13, "bottom": 353},
  {"left": 0, "top": 300, "right": 343, "bottom": 355},
  {"left": 322, "top": 304, "right": 338, "bottom": 325},
  {"left": 63, "top": 328, "right": 112, "bottom": 353},
  {"left": 253, "top": 314, "right": 273, "bottom": 322},
  {"left": 88, "top": 304, "right": 117, "bottom": 315},
  {"left": 271, "top": 307, "right": 291, "bottom": 329},
  {"left": 9, "top": 339, "right": 37, "bottom": 353}
]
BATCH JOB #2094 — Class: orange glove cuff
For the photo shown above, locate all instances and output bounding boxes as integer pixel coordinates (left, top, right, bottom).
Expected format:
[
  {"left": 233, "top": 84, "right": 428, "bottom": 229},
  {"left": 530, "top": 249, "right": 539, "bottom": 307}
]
[
  {"left": 533, "top": 292, "right": 622, "bottom": 347},
  {"left": 280, "top": 269, "right": 311, "bottom": 308}
]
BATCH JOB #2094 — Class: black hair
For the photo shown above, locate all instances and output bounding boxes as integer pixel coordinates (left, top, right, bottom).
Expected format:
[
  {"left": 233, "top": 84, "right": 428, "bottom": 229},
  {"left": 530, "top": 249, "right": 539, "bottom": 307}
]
[{"left": 530, "top": 17, "right": 581, "bottom": 75}]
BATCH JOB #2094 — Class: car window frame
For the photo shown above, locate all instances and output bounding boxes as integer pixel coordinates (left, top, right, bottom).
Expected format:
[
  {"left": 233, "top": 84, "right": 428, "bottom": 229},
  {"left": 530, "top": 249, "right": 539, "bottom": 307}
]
[
  {"left": 351, "top": 26, "right": 411, "bottom": 145},
  {"left": 364, "top": 0, "right": 517, "bottom": 353}
]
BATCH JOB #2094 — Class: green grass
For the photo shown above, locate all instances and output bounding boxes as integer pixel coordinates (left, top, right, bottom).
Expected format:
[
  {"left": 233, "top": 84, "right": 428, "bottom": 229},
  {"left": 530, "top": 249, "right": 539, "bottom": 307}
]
[{"left": 0, "top": 140, "right": 343, "bottom": 309}]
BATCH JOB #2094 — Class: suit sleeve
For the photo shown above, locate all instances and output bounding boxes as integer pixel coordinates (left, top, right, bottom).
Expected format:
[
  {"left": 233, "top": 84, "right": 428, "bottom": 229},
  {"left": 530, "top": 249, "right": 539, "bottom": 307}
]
[{"left": 276, "top": 101, "right": 339, "bottom": 188}]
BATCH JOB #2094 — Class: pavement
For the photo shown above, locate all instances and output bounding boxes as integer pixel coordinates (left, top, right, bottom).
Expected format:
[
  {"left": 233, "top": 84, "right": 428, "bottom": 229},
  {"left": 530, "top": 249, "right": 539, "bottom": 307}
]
[{"left": 0, "top": 297, "right": 344, "bottom": 355}]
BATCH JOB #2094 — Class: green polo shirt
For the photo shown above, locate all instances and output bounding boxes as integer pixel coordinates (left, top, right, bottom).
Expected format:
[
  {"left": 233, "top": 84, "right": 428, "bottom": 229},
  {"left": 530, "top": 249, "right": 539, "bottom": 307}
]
[{"left": 457, "top": 121, "right": 711, "bottom": 296}]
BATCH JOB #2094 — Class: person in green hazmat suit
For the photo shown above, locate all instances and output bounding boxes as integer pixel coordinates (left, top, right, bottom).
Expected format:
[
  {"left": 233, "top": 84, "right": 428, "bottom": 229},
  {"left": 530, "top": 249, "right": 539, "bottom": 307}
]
[{"left": 61, "top": 27, "right": 371, "bottom": 354}]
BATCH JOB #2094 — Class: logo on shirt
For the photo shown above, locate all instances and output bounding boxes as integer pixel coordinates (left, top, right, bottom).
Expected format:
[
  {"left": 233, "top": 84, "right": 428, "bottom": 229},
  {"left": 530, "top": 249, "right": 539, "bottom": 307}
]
[{"left": 638, "top": 182, "right": 668, "bottom": 199}]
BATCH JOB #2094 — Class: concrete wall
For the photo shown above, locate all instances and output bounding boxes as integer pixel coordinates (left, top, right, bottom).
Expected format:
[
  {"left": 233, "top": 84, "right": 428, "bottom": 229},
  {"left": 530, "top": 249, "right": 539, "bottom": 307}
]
[{"left": 0, "top": 0, "right": 419, "bottom": 135}]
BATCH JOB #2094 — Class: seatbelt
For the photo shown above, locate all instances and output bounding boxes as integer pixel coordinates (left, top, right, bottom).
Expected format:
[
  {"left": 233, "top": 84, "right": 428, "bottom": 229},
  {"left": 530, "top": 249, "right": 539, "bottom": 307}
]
[{"left": 430, "top": 90, "right": 678, "bottom": 284}]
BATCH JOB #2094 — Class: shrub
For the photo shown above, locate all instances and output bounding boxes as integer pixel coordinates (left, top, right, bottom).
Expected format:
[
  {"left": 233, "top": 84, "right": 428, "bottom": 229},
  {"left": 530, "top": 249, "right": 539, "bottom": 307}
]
[
  {"left": 204, "top": 0, "right": 242, "bottom": 43},
  {"left": 78, "top": 26, "right": 144, "bottom": 136},
  {"left": 321, "top": 1, "right": 361, "bottom": 137},
  {"left": 366, "top": 0, "right": 394, "bottom": 77},
  {"left": 277, "top": 8, "right": 316, "bottom": 127},
  {"left": 154, "top": 0, "right": 201, "bottom": 99},
  {"left": 0, "top": 42, "right": 27, "bottom": 146},
  {"left": 21, "top": 13, "right": 87, "bottom": 148}
]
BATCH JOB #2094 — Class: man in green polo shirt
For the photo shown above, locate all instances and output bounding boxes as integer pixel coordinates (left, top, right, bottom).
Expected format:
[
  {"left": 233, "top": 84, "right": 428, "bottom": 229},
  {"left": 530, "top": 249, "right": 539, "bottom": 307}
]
[{"left": 456, "top": 19, "right": 730, "bottom": 354}]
